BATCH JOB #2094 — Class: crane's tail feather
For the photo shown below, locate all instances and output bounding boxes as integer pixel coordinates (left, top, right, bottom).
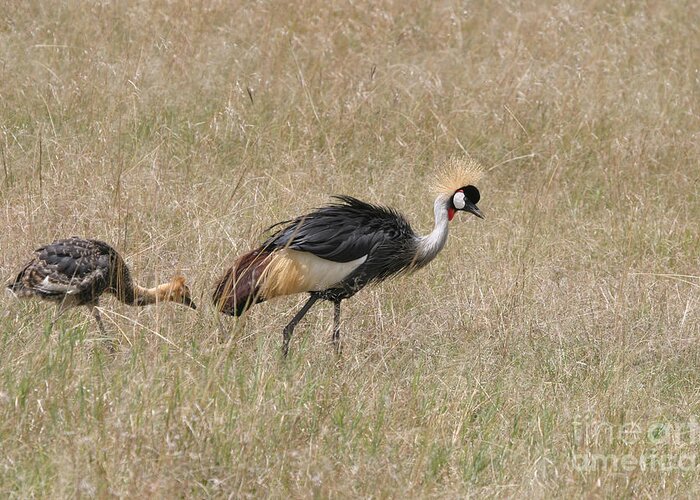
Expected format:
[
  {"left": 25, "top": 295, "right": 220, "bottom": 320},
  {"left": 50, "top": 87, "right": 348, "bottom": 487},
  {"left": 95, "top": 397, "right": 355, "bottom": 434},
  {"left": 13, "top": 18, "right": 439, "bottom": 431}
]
[
  {"left": 5, "top": 279, "right": 25, "bottom": 297},
  {"left": 212, "top": 249, "right": 272, "bottom": 316},
  {"left": 6, "top": 263, "right": 40, "bottom": 298}
]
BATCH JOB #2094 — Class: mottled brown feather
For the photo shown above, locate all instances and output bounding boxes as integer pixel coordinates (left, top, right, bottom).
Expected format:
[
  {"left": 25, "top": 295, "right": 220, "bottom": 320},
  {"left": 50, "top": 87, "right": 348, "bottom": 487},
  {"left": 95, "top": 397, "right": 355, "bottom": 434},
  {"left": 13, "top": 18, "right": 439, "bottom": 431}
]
[{"left": 7, "top": 237, "right": 196, "bottom": 310}]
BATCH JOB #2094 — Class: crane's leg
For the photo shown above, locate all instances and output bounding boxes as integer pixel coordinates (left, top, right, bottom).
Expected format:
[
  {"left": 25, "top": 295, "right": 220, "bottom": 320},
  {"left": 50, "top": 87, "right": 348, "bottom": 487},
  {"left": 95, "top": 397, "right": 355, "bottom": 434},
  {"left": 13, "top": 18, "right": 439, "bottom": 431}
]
[
  {"left": 50, "top": 301, "right": 70, "bottom": 333},
  {"left": 92, "top": 307, "right": 107, "bottom": 337},
  {"left": 332, "top": 300, "right": 342, "bottom": 355},
  {"left": 91, "top": 305, "right": 116, "bottom": 352},
  {"left": 282, "top": 294, "right": 319, "bottom": 357},
  {"left": 215, "top": 313, "right": 228, "bottom": 343}
]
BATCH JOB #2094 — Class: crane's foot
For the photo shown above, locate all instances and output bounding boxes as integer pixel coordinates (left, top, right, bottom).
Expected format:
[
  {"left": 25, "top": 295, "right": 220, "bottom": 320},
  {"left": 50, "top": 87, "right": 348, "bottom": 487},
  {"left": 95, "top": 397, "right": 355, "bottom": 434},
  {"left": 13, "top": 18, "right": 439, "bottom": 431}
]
[
  {"left": 104, "top": 338, "right": 118, "bottom": 354},
  {"left": 215, "top": 314, "right": 229, "bottom": 344}
]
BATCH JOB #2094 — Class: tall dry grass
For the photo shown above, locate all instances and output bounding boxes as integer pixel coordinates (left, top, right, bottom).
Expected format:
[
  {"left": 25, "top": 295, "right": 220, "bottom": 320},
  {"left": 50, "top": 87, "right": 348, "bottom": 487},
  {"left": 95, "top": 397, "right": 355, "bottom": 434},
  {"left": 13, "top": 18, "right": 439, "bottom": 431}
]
[{"left": 1, "top": 0, "right": 699, "bottom": 496}]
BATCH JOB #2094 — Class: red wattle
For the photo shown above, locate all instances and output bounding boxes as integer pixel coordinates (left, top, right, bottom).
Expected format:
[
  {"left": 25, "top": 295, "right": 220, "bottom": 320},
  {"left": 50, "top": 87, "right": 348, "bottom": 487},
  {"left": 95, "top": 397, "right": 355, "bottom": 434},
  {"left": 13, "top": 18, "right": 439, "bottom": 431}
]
[{"left": 448, "top": 207, "right": 456, "bottom": 221}]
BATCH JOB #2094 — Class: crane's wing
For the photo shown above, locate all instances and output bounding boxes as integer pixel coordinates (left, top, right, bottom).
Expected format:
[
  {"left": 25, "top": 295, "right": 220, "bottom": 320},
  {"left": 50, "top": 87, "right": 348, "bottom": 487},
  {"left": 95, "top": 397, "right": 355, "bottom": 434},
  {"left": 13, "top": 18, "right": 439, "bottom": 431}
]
[
  {"left": 262, "top": 196, "right": 415, "bottom": 263},
  {"left": 13, "top": 238, "right": 112, "bottom": 297}
]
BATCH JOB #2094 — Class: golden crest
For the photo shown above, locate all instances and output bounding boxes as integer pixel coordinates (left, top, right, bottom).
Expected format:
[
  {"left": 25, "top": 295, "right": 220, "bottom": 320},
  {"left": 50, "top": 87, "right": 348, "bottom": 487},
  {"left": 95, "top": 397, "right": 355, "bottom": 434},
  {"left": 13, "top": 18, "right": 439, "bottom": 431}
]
[{"left": 432, "top": 157, "right": 483, "bottom": 196}]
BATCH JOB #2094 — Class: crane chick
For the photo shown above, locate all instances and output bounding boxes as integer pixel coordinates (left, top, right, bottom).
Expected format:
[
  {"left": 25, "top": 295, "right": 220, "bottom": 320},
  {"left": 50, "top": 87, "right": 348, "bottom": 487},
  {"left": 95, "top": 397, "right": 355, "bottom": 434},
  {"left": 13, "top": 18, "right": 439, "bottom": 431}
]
[
  {"left": 7, "top": 237, "right": 196, "bottom": 337},
  {"left": 213, "top": 159, "right": 484, "bottom": 355}
]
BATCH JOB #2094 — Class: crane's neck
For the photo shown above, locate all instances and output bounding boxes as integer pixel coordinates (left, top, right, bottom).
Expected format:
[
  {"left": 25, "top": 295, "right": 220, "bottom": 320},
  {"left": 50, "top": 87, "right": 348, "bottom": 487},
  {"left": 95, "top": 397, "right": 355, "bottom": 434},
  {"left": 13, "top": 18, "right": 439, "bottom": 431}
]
[
  {"left": 414, "top": 194, "right": 450, "bottom": 268},
  {"left": 132, "top": 284, "right": 164, "bottom": 306},
  {"left": 109, "top": 258, "right": 177, "bottom": 306},
  {"left": 113, "top": 278, "right": 173, "bottom": 306}
]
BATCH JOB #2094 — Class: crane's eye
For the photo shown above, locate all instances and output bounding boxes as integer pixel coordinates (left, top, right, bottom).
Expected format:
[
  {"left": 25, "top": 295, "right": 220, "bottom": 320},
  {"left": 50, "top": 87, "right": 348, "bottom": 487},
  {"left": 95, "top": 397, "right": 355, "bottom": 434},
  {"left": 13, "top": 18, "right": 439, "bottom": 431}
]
[
  {"left": 464, "top": 185, "right": 480, "bottom": 204},
  {"left": 453, "top": 191, "right": 466, "bottom": 210}
]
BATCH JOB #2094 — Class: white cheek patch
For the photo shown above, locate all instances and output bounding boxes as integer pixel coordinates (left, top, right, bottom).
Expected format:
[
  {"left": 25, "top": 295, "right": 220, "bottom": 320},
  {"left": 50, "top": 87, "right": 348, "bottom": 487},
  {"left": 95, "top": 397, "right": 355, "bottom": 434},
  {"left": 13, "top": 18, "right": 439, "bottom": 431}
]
[{"left": 453, "top": 191, "right": 466, "bottom": 210}]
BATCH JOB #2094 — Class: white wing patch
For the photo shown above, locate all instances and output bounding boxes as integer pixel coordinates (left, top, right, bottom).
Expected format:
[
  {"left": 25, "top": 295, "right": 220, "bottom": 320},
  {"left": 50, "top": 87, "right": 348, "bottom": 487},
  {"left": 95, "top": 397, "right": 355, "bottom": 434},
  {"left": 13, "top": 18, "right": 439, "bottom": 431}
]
[
  {"left": 453, "top": 191, "right": 466, "bottom": 210},
  {"left": 35, "top": 275, "right": 80, "bottom": 295},
  {"left": 260, "top": 249, "right": 368, "bottom": 299},
  {"left": 292, "top": 251, "right": 368, "bottom": 291}
]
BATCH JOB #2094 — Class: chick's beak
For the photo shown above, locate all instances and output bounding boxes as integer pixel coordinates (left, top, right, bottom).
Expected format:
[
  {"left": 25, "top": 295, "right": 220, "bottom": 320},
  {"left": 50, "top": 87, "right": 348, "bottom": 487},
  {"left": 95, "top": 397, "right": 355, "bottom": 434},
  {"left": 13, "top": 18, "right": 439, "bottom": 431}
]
[
  {"left": 182, "top": 296, "right": 197, "bottom": 309},
  {"left": 465, "top": 201, "right": 484, "bottom": 219}
]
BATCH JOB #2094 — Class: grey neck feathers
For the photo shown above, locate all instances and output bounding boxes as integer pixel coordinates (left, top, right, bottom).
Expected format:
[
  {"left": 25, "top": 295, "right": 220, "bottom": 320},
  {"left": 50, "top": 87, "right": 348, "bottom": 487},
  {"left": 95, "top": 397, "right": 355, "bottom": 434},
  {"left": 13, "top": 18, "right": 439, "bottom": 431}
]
[
  {"left": 110, "top": 262, "right": 160, "bottom": 306},
  {"left": 414, "top": 194, "right": 450, "bottom": 268},
  {"left": 110, "top": 262, "right": 137, "bottom": 304}
]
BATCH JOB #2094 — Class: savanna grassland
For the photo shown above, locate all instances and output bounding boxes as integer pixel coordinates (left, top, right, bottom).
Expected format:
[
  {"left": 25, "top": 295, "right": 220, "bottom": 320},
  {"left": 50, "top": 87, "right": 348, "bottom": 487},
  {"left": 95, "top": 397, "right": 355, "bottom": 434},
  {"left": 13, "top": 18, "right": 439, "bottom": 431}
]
[{"left": 1, "top": 0, "right": 699, "bottom": 497}]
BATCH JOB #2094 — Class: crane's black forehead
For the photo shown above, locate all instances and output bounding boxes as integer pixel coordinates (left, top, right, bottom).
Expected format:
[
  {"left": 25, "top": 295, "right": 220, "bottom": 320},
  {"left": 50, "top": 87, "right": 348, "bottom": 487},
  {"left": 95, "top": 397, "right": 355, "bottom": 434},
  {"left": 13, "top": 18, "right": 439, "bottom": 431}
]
[{"left": 462, "top": 185, "right": 480, "bottom": 204}]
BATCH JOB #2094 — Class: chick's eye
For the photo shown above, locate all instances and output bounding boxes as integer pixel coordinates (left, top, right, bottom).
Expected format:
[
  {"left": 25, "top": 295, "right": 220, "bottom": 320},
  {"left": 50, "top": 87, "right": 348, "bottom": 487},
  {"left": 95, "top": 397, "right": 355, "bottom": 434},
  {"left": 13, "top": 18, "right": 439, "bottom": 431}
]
[{"left": 453, "top": 191, "right": 466, "bottom": 210}]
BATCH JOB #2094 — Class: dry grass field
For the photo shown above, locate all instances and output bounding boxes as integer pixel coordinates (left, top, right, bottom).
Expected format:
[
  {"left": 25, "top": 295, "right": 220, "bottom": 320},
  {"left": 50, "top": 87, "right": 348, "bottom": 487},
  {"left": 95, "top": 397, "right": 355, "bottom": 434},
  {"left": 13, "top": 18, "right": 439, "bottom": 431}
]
[{"left": 1, "top": 0, "right": 699, "bottom": 497}]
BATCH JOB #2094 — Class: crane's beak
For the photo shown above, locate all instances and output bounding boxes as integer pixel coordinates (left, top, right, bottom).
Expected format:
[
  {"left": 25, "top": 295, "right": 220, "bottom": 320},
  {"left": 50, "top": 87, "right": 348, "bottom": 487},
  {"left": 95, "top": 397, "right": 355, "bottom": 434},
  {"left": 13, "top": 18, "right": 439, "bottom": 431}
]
[{"left": 465, "top": 202, "right": 484, "bottom": 219}]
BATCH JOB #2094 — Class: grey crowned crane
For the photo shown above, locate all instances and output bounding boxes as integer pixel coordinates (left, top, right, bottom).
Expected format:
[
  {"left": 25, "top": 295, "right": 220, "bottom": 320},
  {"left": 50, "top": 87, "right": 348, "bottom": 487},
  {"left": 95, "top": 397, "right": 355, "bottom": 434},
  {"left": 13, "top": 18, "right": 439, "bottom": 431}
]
[
  {"left": 213, "top": 160, "right": 484, "bottom": 355},
  {"left": 7, "top": 237, "right": 197, "bottom": 335}
]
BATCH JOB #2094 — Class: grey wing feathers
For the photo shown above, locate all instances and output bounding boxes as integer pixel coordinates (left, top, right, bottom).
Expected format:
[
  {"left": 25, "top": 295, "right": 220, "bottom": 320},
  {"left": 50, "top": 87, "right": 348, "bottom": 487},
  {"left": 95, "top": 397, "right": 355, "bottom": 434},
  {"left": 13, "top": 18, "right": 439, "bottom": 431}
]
[{"left": 263, "top": 196, "right": 415, "bottom": 263}]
